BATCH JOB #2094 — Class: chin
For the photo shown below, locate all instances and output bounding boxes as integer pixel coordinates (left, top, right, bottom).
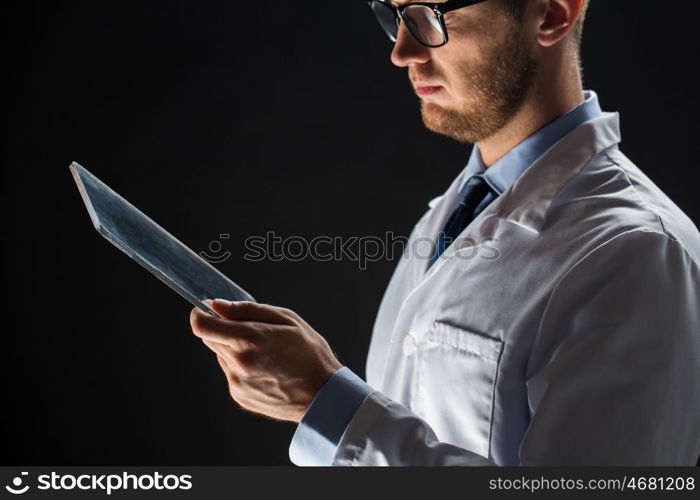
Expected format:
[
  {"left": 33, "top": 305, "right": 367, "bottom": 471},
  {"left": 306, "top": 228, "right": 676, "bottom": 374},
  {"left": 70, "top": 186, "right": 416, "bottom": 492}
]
[
  {"left": 420, "top": 100, "right": 448, "bottom": 122},
  {"left": 420, "top": 105, "right": 483, "bottom": 144}
]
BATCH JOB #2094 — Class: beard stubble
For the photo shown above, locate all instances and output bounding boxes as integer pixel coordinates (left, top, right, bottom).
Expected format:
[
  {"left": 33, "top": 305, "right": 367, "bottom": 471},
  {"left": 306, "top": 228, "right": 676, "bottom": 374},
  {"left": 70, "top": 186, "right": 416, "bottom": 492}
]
[{"left": 419, "top": 20, "right": 537, "bottom": 144}]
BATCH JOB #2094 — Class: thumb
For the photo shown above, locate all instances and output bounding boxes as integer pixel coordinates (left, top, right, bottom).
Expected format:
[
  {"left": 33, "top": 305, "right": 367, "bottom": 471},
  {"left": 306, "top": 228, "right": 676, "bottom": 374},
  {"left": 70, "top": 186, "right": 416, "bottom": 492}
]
[{"left": 211, "top": 298, "right": 237, "bottom": 318}]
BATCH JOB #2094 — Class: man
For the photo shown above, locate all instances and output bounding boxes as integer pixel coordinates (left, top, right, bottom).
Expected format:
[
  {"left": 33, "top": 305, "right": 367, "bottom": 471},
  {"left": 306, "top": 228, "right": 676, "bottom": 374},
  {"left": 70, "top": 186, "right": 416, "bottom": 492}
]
[{"left": 190, "top": 0, "right": 700, "bottom": 465}]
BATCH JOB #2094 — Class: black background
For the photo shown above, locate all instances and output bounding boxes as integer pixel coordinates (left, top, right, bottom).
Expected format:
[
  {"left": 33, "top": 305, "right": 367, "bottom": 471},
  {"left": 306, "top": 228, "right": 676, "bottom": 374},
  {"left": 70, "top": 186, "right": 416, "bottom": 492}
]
[{"left": 3, "top": 1, "right": 699, "bottom": 465}]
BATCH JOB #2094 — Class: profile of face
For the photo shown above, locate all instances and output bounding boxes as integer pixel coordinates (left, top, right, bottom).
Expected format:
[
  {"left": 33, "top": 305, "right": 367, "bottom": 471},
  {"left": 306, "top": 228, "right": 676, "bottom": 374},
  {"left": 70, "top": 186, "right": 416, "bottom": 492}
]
[{"left": 391, "top": 0, "right": 537, "bottom": 144}]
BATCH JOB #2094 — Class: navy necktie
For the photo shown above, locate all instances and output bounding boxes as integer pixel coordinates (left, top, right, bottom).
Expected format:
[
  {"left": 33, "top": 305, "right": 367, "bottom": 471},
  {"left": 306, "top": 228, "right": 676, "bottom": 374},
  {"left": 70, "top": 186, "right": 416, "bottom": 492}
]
[{"left": 433, "top": 174, "right": 496, "bottom": 264}]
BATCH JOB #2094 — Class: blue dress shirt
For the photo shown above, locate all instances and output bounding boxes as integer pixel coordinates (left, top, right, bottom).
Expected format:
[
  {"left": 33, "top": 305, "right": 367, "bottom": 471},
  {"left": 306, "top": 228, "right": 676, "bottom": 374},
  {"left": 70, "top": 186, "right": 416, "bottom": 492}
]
[{"left": 288, "top": 90, "right": 604, "bottom": 466}]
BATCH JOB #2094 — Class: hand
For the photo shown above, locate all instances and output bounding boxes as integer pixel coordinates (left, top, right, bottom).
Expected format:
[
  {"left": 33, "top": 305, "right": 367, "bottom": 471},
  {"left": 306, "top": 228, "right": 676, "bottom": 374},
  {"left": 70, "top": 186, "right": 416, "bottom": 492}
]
[{"left": 189, "top": 299, "right": 342, "bottom": 423}]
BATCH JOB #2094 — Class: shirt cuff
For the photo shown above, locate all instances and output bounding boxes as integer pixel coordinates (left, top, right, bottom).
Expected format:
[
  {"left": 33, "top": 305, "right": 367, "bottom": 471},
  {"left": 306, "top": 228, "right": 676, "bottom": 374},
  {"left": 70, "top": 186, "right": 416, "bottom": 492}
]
[{"left": 289, "top": 366, "right": 374, "bottom": 466}]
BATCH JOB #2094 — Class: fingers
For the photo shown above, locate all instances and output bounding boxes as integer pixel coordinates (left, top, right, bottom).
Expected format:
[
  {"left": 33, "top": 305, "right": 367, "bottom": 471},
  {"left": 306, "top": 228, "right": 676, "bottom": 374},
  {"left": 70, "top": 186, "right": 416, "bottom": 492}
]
[
  {"left": 190, "top": 307, "right": 261, "bottom": 348},
  {"left": 203, "top": 340, "right": 246, "bottom": 382},
  {"left": 210, "top": 300, "right": 298, "bottom": 326},
  {"left": 202, "top": 339, "right": 235, "bottom": 365}
]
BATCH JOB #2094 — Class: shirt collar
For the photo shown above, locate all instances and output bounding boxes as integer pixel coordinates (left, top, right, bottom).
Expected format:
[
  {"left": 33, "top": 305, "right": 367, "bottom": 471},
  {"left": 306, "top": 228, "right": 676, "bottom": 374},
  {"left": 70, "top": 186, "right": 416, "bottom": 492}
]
[{"left": 459, "top": 90, "right": 604, "bottom": 196}]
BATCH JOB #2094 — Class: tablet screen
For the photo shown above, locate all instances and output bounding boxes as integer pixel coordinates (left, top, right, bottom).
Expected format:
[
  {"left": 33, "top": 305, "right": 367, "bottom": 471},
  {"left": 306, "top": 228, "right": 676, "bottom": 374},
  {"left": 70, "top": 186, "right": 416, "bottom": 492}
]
[{"left": 70, "top": 161, "right": 255, "bottom": 316}]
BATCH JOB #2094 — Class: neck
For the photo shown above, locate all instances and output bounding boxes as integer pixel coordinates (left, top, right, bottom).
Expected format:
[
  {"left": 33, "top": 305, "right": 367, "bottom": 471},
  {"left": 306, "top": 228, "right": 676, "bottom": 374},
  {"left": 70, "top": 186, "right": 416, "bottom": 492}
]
[{"left": 477, "top": 61, "right": 585, "bottom": 167}]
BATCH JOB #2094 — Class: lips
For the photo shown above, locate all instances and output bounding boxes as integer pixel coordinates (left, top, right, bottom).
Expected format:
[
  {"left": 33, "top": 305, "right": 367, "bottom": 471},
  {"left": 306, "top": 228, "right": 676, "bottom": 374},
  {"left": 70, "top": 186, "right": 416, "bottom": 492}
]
[
  {"left": 412, "top": 79, "right": 443, "bottom": 97},
  {"left": 415, "top": 85, "right": 443, "bottom": 96}
]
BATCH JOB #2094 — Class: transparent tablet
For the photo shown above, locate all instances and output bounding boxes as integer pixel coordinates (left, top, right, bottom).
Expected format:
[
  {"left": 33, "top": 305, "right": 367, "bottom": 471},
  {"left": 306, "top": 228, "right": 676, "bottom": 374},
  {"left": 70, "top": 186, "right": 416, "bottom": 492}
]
[{"left": 70, "top": 161, "right": 255, "bottom": 316}]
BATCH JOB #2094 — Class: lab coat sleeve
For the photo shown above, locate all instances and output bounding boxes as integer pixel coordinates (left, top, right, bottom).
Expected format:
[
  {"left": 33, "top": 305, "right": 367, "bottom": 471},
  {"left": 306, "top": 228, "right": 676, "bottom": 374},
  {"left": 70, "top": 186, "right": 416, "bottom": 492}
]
[
  {"left": 330, "top": 390, "right": 497, "bottom": 465},
  {"left": 289, "top": 370, "right": 496, "bottom": 466},
  {"left": 317, "top": 228, "right": 699, "bottom": 466},
  {"left": 520, "top": 228, "right": 700, "bottom": 465}
]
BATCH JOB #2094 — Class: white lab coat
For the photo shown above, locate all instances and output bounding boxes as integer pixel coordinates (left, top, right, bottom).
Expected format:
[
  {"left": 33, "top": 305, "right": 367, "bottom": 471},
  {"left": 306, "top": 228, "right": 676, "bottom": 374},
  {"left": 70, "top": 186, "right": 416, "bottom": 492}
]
[{"left": 334, "top": 112, "right": 700, "bottom": 465}]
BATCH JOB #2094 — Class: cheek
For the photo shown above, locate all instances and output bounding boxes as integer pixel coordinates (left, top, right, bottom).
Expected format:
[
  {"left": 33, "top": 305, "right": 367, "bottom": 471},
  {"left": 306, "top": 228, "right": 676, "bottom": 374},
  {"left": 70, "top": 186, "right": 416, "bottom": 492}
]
[
  {"left": 434, "top": 48, "right": 477, "bottom": 89},
  {"left": 439, "top": 29, "right": 506, "bottom": 89},
  {"left": 442, "top": 10, "right": 509, "bottom": 68}
]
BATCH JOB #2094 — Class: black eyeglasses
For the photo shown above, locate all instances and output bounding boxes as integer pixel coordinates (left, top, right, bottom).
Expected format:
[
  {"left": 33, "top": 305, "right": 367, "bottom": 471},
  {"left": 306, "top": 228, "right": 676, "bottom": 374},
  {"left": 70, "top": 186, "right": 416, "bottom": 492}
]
[{"left": 367, "top": 0, "right": 488, "bottom": 48}]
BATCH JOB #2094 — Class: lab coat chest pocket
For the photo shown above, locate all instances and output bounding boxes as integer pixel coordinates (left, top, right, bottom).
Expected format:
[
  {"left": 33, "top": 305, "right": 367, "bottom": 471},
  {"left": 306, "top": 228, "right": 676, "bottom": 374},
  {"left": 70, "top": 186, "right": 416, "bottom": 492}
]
[{"left": 416, "top": 321, "right": 504, "bottom": 458}]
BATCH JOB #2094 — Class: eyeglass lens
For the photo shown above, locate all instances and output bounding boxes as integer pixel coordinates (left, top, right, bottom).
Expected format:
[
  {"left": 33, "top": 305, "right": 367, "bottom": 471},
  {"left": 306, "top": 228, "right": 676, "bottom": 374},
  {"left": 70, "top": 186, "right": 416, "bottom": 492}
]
[{"left": 370, "top": 2, "right": 446, "bottom": 47}]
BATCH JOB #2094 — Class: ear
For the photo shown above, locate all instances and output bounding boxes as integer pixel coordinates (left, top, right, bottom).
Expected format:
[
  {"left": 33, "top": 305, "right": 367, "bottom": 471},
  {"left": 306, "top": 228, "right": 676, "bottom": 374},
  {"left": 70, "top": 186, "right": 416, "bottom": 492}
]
[{"left": 536, "top": 0, "right": 585, "bottom": 48}]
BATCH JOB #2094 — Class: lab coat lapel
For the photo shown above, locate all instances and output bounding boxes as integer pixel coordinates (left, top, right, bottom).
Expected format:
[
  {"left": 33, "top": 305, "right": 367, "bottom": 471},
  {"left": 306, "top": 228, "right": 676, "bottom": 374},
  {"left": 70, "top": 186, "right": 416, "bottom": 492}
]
[
  {"left": 421, "top": 112, "right": 622, "bottom": 282},
  {"left": 411, "top": 171, "right": 470, "bottom": 282}
]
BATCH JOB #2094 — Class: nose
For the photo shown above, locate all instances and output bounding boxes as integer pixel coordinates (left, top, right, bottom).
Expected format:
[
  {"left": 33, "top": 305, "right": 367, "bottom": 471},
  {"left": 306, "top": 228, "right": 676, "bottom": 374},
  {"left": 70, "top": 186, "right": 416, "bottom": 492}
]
[{"left": 390, "top": 22, "right": 432, "bottom": 67}]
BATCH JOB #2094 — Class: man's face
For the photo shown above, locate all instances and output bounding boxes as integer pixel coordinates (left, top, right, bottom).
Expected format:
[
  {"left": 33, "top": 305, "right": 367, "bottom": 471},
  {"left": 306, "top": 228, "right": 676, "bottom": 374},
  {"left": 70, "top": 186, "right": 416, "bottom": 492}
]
[{"left": 391, "top": 0, "right": 537, "bottom": 144}]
